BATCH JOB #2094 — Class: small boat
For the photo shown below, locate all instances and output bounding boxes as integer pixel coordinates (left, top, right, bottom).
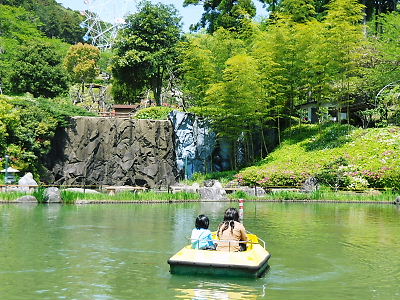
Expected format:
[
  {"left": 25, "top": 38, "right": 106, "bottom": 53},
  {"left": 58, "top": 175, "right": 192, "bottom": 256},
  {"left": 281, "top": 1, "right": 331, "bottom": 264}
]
[{"left": 168, "top": 233, "right": 271, "bottom": 278}]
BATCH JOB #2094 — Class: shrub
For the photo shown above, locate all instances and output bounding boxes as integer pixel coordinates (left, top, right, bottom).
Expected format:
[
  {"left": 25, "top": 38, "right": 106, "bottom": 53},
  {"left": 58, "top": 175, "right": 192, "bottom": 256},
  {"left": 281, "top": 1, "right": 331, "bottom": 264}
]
[
  {"left": 0, "top": 95, "right": 94, "bottom": 177},
  {"left": 134, "top": 106, "right": 177, "bottom": 120},
  {"left": 33, "top": 187, "right": 46, "bottom": 203}
]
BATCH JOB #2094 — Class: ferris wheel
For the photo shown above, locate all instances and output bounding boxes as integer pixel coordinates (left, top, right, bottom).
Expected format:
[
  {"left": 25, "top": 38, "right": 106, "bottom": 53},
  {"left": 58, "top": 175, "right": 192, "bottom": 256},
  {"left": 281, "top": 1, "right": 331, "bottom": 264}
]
[{"left": 80, "top": 0, "right": 136, "bottom": 49}]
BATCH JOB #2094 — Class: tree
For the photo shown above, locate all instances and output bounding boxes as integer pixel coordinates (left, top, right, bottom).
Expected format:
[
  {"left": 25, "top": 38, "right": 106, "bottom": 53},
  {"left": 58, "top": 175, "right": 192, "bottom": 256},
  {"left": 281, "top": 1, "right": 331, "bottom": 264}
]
[
  {"left": 8, "top": 41, "right": 69, "bottom": 98},
  {"left": 183, "top": 0, "right": 256, "bottom": 33},
  {"left": 112, "top": 1, "right": 182, "bottom": 105},
  {"left": 277, "top": 0, "right": 317, "bottom": 23},
  {"left": 180, "top": 28, "right": 246, "bottom": 107},
  {"left": 64, "top": 43, "right": 100, "bottom": 93},
  {"left": 323, "top": 0, "right": 366, "bottom": 121}
]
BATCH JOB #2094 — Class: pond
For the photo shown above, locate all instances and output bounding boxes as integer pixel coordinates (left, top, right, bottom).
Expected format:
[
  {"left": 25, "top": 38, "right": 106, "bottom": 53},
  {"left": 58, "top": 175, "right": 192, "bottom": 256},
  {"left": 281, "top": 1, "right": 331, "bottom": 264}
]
[{"left": 0, "top": 202, "right": 399, "bottom": 300}]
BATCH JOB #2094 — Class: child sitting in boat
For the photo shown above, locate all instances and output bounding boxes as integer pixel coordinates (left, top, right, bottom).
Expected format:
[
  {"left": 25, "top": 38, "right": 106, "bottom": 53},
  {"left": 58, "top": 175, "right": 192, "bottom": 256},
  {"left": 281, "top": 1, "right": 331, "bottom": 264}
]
[
  {"left": 216, "top": 207, "right": 248, "bottom": 252},
  {"left": 191, "top": 214, "right": 216, "bottom": 250}
]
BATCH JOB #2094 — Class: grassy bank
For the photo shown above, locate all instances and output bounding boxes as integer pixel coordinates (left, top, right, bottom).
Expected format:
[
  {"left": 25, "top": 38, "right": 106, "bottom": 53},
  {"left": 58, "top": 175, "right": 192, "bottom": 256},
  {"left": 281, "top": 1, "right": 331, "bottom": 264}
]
[
  {"left": 61, "top": 190, "right": 201, "bottom": 204},
  {"left": 229, "top": 189, "right": 398, "bottom": 202},
  {"left": 1, "top": 188, "right": 397, "bottom": 204},
  {"left": 0, "top": 191, "right": 28, "bottom": 201},
  {"left": 237, "top": 124, "right": 400, "bottom": 191}
]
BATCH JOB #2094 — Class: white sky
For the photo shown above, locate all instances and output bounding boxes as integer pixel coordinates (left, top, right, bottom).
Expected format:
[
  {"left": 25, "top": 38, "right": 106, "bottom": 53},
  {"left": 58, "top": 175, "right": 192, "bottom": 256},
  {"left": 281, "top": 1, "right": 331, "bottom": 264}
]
[
  {"left": 58, "top": 0, "right": 204, "bottom": 32},
  {"left": 58, "top": 0, "right": 268, "bottom": 32}
]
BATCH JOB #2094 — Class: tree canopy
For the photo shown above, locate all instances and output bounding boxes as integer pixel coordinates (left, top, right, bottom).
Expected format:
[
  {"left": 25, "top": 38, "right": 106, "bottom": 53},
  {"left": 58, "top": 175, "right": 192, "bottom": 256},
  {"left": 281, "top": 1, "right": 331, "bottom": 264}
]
[
  {"left": 111, "top": 0, "right": 183, "bottom": 105},
  {"left": 0, "top": 4, "right": 70, "bottom": 96},
  {"left": 183, "top": 0, "right": 256, "bottom": 33},
  {"left": 64, "top": 43, "right": 101, "bottom": 87},
  {"left": 8, "top": 42, "right": 69, "bottom": 98}
]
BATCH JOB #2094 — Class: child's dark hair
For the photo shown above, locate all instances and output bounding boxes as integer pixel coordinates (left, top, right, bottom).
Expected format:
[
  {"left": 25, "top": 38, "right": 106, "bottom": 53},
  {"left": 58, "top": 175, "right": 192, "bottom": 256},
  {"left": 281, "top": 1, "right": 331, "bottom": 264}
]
[
  {"left": 218, "top": 208, "right": 239, "bottom": 238},
  {"left": 195, "top": 214, "right": 210, "bottom": 229}
]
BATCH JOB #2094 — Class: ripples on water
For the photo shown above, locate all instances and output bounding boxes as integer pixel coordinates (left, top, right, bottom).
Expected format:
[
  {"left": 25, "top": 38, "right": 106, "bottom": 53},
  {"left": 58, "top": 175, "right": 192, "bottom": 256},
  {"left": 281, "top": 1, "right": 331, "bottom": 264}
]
[{"left": 0, "top": 203, "right": 399, "bottom": 300}]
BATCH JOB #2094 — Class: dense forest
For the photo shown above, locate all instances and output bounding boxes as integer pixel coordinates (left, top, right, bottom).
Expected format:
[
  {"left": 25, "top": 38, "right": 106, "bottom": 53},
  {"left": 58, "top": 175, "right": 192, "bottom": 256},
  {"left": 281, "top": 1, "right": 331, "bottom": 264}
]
[{"left": 1, "top": 0, "right": 400, "bottom": 188}]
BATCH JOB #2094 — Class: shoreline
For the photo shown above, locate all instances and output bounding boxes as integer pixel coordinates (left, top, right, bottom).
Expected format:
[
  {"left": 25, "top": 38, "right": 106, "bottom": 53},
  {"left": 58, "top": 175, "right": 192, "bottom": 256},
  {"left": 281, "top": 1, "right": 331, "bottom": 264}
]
[{"left": 0, "top": 199, "right": 397, "bottom": 205}]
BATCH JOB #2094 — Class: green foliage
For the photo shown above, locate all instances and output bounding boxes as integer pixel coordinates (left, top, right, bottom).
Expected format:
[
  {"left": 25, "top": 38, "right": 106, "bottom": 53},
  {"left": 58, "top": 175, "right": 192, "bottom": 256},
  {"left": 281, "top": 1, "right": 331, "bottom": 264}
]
[
  {"left": 278, "top": 0, "right": 317, "bottom": 23},
  {"left": 229, "top": 190, "right": 252, "bottom": 200},
  {"left": 315, "top": 157, "right": 351, "bottom": 190},
  {"left": 0, "top": 4, "right": 71, "bottom": 97},
  {"left": 181, "top": 29, "right": 246, "bottom": 107},
  {"left": 7, "top": 41, "right": 69, "bottom": 98},
  {"left": 237, "top": 124, "right": 400, "bottom": 190},
  {"left": 134, "top": 106, "right": 177, "bottom": 120},
  {"left": 0, "top": 191, "right": 28, "bottom": 201},
  {"left": 112, "top": 1, "right": 183, "bottom": 105},
  {"left": 184, "top": 0, "right": 256, "bottom": 33},
  {"left": 248, "top": 189, "right": 398, "bottom": 202},
  {"left": 1, "top": 1, "right": 85, "bottom": 43},
  {"left": 32, "top": 187, "right": 46, "bottom": 203},
  {"left": 64, "top": 43, "right": 101, "bottom": 84},
  {"left": 0, "top": 95, "right": 95, "bottom": 175}
]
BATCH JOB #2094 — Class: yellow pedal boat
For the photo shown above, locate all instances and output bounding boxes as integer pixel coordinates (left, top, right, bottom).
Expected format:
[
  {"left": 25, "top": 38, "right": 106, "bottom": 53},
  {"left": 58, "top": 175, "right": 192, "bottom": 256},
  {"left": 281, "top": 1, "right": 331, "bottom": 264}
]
[{"left": 168, "top": 233, "right": 271, "bottom": 278}]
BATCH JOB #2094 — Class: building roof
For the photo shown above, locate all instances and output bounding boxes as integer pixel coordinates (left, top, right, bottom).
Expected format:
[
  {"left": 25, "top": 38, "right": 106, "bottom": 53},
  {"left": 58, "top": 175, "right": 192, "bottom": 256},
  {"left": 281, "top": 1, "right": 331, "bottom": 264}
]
[{"left": 113, "top": 104, "right": 138, "bottom": 109}]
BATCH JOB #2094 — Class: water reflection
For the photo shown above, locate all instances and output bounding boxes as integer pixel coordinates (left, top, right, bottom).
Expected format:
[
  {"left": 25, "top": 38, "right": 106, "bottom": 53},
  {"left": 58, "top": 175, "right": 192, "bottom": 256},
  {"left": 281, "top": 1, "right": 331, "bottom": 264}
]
[
  {"left": 175, "top": 282, "right": 261, "bottom": 300},
  {"left": 0, "top": 203, "right": 399, "bottom": 300}
]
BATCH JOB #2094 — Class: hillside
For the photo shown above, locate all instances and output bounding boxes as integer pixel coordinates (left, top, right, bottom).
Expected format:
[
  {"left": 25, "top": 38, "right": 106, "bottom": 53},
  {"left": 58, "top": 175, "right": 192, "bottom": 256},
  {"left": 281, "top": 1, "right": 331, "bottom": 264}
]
[
  {"left": 0, "top": 0, "right": 85, "bottom": 43},
  {"left": 237, "top": 124, "right": 400, "bottom": 190}
]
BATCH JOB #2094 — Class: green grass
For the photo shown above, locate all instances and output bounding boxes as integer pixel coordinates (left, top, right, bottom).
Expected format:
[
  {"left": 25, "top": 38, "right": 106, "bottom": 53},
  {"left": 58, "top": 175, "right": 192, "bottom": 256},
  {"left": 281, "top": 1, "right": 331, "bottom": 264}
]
[
  {"left": 33, "top": 187, "right": 46, "bottom": 203},
  {"left": 61, "top": 190, "right": 201, "bottom": 204},
  {"left": 229, "top": 189, "right": 398, "bottom": 202},
  {"left": 0, "top": 191, "right": 28, "bottom": 201},
  {"left": 182, "top": 171, "right": 237, "bottom": 186}
]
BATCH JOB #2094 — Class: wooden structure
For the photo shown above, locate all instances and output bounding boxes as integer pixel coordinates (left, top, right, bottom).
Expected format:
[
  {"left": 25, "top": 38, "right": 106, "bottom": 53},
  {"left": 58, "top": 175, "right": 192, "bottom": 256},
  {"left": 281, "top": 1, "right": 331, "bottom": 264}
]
[{"left": 112, "top": 104, "right": 139, "bottom": 118}]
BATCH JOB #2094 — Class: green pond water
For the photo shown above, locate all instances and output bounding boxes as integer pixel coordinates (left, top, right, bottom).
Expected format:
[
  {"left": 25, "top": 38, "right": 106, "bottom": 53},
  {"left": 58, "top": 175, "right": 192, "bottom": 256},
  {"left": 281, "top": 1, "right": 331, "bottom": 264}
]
[{"left": 0, "top": 202, "right": 399, "bottom": 300}]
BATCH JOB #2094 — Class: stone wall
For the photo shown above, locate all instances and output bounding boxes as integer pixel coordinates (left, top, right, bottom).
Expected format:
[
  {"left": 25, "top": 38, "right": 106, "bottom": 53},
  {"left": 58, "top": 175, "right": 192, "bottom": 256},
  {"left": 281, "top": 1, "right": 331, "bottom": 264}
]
[{"left": 47, "top": 117, "right": 177, "bottom": 188}]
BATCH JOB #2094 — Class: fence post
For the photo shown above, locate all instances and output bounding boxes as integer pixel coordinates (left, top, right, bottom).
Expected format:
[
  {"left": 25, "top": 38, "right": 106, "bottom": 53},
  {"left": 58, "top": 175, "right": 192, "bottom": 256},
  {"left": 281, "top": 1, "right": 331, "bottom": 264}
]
[{"left": 239, "top": 198, "right": 244, "bottom": 223}]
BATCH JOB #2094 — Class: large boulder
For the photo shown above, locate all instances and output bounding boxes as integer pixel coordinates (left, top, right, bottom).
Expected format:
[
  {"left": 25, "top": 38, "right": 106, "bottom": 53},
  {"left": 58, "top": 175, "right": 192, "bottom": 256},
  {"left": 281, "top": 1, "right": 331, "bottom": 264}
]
[
  {"left": 43, "top": 187, "right": 62, "bottom": 203},
  {"left": 18, "top": 172, "right": 38, "bottom": 192},
  {"left": 198, "top": 180, "right": 227, "bottom": 201},
  {"left": 170, "top": 183, "right": 200, "bottom": 194},
  {"left": 15, "top": 195, "right": 37, "bottom": 203},
  {"left": 302, "top": 177, "right": 319, "bottom": 193},
  {"left": 241, "top": 186, "right": 266, "bottom": 197},
  {"left": 64, "top": 188, "right": 100, "bottom": 194}
]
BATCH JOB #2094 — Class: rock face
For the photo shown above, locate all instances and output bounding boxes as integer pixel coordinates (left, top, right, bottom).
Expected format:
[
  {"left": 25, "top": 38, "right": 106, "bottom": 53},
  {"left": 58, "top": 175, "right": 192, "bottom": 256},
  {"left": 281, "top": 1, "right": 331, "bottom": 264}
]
[
  {"left": 169, "top": 111, "right": 216, "bottom": 179},
  {"left": 18, "top": 172, "right": 38, "bottom": 192},
  {"left": 47, "top": 117, "right": 177, "bottom": 188}
]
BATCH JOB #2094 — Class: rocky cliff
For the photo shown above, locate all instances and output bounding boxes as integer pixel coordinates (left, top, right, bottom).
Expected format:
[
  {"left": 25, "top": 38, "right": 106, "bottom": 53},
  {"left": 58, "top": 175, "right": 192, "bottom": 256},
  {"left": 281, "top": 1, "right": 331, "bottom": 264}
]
[
  {"left": 47, "top": 117, "right": 177, "bottom": 188},
  {"left": 169, "top": 111, "right": 216, "bottom": 179}
]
